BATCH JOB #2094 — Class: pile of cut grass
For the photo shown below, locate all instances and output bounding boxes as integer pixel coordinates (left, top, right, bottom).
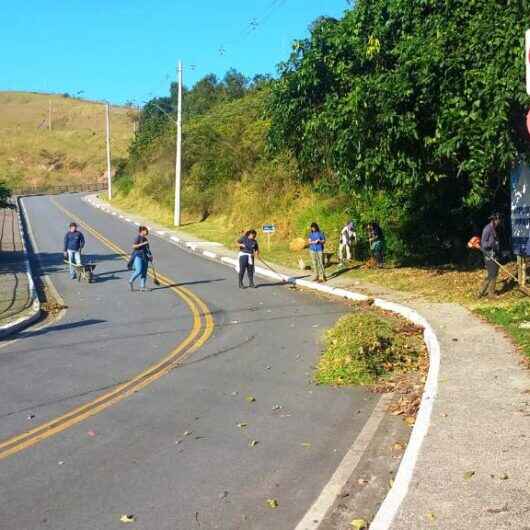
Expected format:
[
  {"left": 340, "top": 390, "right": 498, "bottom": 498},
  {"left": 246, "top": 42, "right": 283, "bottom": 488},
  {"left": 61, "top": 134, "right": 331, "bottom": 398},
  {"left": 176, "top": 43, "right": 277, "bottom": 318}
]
[{"left": 315, "top": 307, "right": 425, "bottom": 386}]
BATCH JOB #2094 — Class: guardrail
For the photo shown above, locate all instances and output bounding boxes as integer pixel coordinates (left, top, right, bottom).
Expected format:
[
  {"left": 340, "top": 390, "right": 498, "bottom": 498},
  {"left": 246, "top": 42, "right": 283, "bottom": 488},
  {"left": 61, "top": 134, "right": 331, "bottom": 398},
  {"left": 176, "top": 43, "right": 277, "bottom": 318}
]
[{"left": 12, "top": 182, "right": 108, "bottom": 196}]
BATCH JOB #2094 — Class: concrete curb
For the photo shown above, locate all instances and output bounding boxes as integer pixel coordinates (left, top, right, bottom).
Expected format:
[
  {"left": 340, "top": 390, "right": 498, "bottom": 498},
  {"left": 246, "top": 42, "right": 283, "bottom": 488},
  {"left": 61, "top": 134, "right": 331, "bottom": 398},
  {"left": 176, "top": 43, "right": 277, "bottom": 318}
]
[
  {"left": 83, "top": 194, "right": 441, "bottom": 530},
  {"left": 0, "top": 198, "right": 41, "bottom": 338}
]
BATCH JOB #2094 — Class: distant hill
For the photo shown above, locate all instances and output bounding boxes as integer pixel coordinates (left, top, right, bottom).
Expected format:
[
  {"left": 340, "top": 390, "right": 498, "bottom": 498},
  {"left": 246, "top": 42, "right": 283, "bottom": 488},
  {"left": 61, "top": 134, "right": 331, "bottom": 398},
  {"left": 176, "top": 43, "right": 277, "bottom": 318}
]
[{"left": 0, "top": 91, "right": 137, "bottom": 189}]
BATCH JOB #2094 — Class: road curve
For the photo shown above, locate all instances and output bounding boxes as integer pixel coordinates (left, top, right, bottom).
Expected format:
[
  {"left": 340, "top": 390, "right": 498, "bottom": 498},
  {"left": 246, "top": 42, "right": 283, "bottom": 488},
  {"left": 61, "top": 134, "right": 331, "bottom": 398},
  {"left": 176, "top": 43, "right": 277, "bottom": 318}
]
[{"left": 0, "top": 193, "right": 378, "bottom": 530}]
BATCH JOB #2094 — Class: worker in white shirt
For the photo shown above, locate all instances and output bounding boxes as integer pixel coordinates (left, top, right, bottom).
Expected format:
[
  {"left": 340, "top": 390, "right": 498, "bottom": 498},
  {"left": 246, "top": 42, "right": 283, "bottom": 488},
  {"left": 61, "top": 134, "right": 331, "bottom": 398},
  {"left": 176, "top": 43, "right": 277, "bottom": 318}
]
[{"left": 339, "top": 220, "right": 357, "bottom": 266}]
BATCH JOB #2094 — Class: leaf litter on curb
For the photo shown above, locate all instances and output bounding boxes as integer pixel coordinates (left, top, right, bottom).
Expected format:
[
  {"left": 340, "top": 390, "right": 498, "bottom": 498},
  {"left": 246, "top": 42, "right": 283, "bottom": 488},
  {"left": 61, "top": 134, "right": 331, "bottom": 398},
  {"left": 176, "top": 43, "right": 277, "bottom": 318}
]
[
  {"left": 120, "top": 514, "right": 135, "bottom": 523},
  {"left": 464, "top": 470, "right": 475, "bottom": 480},
  {"left": 266, "top": 499, "right": 279, "bottom": 508},
  {"left": 245, "top": 395, "right": 256, "bottom": 402}
]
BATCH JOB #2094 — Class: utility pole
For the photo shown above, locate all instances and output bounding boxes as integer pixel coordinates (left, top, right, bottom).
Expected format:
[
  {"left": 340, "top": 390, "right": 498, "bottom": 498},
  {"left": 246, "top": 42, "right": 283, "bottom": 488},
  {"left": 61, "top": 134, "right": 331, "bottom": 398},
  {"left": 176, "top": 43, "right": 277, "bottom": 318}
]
[
  {"left": 48, "top": 99, "right": 52, "bottom": 131},
  {"left": 105, "top": 102, "right": 112, "bottom": 200},
  {"left": 174, "top": 60, "right": 183, "bottom": 226}
]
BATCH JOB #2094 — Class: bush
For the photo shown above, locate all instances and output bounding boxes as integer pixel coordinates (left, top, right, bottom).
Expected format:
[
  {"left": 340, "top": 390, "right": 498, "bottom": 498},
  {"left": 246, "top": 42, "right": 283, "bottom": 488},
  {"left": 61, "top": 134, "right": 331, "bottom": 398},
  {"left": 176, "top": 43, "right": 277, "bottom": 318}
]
[{"left": 0, "top": 181, "right": 11, "bottom": 207}]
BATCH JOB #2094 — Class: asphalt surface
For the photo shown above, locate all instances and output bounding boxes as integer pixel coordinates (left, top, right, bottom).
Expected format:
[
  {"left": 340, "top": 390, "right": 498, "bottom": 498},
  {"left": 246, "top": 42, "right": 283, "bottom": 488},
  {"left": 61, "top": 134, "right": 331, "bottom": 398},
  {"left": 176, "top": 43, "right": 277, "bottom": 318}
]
[{"left": 0, "top": 193, "right": 378, "bottom": 530}]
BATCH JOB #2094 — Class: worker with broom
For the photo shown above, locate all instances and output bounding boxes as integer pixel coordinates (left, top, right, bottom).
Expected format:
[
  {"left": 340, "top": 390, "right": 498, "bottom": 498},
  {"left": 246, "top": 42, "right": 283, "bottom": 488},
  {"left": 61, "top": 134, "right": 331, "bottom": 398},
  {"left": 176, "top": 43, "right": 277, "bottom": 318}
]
[
  {"left": 478, "top": 213, "right": 502, "bottom": 298},
  {"left": 308, "top": 222, "right": 327, "bottom": 282},
  {"left": 129, "top": 225, "right": 153, "bottom": 292},
  {"left": 237, "top": 229, "right": 259, "bottom": 288}
]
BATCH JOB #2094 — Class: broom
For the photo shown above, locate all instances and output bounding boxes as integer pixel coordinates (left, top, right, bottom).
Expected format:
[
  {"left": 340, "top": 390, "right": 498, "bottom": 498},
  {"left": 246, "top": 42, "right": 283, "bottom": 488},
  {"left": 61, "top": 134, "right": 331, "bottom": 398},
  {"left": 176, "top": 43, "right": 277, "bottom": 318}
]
[{"left": 150, "top": 261, "right": 161, "bottom": 286}]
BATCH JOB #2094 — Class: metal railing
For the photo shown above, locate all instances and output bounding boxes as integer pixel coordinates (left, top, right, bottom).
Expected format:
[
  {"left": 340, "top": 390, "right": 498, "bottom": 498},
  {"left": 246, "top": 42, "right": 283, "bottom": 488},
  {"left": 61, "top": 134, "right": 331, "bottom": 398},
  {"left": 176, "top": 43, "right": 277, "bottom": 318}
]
[{"left": 12, "top": 182, "right": 108, "bottom": 196}]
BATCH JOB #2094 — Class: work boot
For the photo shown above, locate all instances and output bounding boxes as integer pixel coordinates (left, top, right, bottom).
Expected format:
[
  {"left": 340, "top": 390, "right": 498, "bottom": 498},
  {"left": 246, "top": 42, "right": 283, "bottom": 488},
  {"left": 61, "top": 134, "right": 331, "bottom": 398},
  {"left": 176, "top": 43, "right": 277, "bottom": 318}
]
[
  {"left": 487, "top": 280, "right": 497, "bottom": 298},
  {"left": 477, "top": 279, "right": 489, "bottom": 298},
  {"left": 239, "top": 279, "right": 245, "bottom": 289}
]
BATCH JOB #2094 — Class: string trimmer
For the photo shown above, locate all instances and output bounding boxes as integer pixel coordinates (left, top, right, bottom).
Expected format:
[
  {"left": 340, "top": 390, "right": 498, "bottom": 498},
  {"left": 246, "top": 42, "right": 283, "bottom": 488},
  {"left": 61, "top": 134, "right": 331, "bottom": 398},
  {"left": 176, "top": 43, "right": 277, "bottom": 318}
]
[{"left": 467, "top": 237, "right": 530, "bottom": 296}]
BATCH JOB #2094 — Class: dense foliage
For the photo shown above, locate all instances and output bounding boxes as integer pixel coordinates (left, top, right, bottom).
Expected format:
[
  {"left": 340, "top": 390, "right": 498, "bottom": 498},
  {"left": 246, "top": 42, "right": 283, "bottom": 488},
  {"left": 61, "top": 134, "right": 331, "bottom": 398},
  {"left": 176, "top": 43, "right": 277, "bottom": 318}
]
[
  {"left": 117, "top": 0, "right": 530, "bottom": 262},
  {"left": 269, "top": 0, "right": 530, "bottom": 259},
  {"left": 115, "top": 76, "right": 296, "bottom": 225}
]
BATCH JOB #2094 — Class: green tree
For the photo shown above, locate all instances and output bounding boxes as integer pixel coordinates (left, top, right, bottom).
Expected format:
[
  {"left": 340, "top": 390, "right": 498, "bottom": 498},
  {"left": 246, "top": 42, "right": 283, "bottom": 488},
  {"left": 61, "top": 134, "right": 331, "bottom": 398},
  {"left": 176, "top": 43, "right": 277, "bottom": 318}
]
[{"left": 269, "top": 0, "right": 530, "bottom": 260}]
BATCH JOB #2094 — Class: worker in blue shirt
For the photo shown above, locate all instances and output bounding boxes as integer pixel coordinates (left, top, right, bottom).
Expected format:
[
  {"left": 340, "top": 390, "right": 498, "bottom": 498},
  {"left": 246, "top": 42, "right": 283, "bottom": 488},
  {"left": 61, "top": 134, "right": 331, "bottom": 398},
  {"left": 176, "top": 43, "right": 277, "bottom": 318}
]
[
  {"left": 308, "top": 222, "right": 327, "bottom": 282},
  {"left": 63, "top": 222, "right": 85, "bottom": 279}
]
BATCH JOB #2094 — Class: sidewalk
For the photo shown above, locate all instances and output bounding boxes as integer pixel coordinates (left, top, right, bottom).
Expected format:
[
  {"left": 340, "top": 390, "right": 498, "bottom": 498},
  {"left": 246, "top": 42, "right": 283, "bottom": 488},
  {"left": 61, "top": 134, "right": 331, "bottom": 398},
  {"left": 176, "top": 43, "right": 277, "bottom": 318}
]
[
  {"left": 0, "top": 204, "right": 36, "bottom": 329},
  {"left": 87, "top": 195, "right": 530, "bottom": 529}
]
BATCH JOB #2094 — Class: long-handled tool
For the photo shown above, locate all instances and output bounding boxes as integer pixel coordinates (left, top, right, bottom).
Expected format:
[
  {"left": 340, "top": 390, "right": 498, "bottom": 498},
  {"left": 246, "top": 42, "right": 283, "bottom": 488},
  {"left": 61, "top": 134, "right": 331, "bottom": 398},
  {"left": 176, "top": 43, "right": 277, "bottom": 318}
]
[
  {"left": 150, "top": 262, "right": 161, "bottom": 286},
  {"left": 258, "top": 256, "right": 288, "bottom": 283},
  {"left": 468, "top": 237, "right": 530, "bottom": 296}
]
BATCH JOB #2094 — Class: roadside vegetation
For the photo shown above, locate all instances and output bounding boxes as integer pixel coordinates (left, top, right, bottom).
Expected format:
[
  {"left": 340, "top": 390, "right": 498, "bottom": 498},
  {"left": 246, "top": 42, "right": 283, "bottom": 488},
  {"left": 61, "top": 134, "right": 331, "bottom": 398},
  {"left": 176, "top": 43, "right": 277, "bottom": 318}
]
[
  {"left": 107, "top": 0, "right": 530, "bottom": 366},
  {"left": 0, "top": 91, "right": 136, "bottom": 189}
]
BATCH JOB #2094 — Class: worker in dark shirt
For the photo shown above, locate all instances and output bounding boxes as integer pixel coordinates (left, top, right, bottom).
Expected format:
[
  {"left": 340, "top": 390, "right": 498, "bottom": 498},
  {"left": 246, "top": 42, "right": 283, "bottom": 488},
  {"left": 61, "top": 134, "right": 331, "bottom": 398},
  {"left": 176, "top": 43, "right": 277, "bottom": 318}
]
[
  {"left": 128, "top": 226, "right": 152, "bottom": 291},
  {"left": 63, "top": 222, "right": 85, "bottom": 279},
  {"left": 478, "top": 213, "right": 502, "bottom": 298},
  {"left": 368, "top": 221, "right": 385, "bottom": 268},
  {"left": 237, "top": 230, "right": 259, "bottom": 288}
]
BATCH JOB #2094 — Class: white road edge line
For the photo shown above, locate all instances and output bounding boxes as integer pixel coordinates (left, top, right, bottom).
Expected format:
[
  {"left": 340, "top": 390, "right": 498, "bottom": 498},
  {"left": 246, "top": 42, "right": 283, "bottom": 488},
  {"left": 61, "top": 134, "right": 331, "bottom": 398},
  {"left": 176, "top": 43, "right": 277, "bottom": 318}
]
[
  {"left": 83, "top": 194, "right": 441, "bottom": 530},
  {"left": 203, "top": 251, "right": 217, "bottom": 259},
  {"left": 295, "top": 393, "right": 393, "bottom": 530}
]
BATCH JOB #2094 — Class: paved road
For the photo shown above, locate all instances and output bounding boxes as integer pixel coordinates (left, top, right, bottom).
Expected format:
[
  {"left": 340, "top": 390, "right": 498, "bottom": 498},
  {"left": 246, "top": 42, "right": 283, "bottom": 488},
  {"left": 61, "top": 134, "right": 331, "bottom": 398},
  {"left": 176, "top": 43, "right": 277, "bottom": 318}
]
[{"left": 0, "top": 194, "right": 377, "bottom": 530}]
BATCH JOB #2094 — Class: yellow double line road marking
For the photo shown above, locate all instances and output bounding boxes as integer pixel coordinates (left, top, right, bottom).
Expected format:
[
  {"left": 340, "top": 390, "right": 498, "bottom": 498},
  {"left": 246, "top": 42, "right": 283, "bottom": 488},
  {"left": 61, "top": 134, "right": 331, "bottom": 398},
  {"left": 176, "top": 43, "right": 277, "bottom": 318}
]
[{"left": 0, "top": 198, "right": 214, "bottom": 460}]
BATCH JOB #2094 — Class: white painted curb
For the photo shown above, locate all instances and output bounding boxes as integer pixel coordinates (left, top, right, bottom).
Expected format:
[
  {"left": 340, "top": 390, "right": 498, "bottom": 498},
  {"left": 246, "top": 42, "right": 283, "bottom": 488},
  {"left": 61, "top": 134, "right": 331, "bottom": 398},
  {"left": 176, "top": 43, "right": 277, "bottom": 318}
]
[
  {"left": 84, "top": 194, "right": 441, "bottom": 529},
  {"left": 0, "top": 198, "right": 42, "bottom": 338}
]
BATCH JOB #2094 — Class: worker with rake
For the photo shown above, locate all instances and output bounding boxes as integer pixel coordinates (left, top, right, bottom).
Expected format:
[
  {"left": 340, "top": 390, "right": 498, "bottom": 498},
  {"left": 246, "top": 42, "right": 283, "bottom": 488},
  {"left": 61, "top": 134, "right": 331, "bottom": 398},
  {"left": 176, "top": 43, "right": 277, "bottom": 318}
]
[
  {"left": 478, "top": 213, "right": 502, "bottom": 298},
  {"left": 129, "top": 225, "right": 153, "bottom": 292},
  {"left": 237, "top": 229, "right": 259, "bottom": 288}
]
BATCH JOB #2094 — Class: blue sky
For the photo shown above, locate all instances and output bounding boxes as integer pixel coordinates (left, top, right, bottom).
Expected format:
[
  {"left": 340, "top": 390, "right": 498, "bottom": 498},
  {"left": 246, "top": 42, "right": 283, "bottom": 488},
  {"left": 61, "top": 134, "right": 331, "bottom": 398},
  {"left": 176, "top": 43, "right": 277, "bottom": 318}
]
[{"left": 1, "top": 0, "right": 349, "bottom": 105}]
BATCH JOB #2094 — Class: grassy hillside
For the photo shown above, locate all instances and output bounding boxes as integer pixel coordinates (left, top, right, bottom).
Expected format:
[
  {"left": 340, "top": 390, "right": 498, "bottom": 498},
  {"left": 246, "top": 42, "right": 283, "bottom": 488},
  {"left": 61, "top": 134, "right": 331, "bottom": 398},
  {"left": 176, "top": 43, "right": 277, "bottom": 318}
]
[{"left": 0, "top": 92, "right": 136, "bottom": 189}]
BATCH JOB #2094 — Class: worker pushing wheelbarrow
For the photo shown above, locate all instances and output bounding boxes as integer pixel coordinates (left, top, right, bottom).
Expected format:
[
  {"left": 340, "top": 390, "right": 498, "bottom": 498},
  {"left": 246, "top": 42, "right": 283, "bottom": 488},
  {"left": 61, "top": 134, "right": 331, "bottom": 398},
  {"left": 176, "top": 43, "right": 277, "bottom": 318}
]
[{"left": 63, "top": 222, "right": 96, "bottom": 283}]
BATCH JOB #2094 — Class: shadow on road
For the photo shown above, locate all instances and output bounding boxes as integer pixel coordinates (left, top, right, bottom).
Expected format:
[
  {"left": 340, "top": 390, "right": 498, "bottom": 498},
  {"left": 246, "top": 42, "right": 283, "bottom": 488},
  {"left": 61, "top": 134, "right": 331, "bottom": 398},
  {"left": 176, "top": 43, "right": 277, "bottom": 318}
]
[
  {"left": 14, "top": 318, "right": 106, "bottom": 339},
  {"left": 150, "top": 278, "right": 226, "bottom": 291}
]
